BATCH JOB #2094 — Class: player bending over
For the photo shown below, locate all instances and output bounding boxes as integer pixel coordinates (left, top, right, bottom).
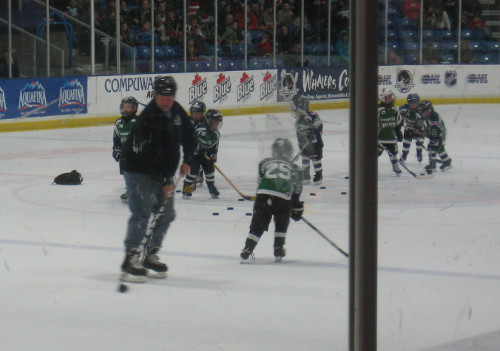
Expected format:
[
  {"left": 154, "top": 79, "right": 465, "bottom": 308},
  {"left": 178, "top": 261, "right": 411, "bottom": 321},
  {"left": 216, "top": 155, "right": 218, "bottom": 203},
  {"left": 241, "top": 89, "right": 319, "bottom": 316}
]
[
  {"left": 240, "top": 138, "right": 304, "bottom": 262},
  {"left": 183, "top": 109, "right": 223, "bottom": 199},
  {"left": 292, "top": 95, "right": 324, "bottom": 185},
  {"left": 378, "top": 88, "right": 404, "bottom": 176},
  {"left": 112, "top": 96, "right": 139, "bottom": 201}
]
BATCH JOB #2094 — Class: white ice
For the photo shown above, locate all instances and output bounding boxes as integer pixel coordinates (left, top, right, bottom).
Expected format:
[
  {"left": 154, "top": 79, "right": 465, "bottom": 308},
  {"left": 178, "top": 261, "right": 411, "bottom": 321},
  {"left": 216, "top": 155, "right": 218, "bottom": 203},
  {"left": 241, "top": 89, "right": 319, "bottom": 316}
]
[{"left": 1, "top": 105, "right": 499, "bottom": 351}]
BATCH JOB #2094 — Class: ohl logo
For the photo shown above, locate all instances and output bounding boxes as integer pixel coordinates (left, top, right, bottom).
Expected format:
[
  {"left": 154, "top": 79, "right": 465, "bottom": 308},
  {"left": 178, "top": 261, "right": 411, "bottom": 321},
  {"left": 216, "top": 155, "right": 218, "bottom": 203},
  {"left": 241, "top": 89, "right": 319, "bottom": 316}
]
[
  {"left": 213, "top": 73, "right": 231, "bottom": 103},
  {"left": 189, "top": 74, "right": 208, "bottom": 105},
  {"left": 259, "top": 72, "right": 277, "bottom": 101},
  {"left": 237, "top": 72, "right": 254, "bottom": 102}
]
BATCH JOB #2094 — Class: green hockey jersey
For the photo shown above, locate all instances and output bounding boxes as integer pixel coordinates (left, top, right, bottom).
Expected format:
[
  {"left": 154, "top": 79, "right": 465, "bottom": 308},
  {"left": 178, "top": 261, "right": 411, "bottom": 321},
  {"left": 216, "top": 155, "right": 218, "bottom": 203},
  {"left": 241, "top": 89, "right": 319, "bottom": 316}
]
[{"left": 256, "top": 158, "right": 303, "bottom": 201}]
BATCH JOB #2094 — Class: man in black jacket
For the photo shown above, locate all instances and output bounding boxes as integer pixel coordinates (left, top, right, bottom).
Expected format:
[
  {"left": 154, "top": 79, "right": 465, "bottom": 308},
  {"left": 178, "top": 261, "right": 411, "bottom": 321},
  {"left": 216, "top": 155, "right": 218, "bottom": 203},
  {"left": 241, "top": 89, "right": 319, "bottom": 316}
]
[{"left": 119, "top": 75, "right": 195, "bottom": 283}]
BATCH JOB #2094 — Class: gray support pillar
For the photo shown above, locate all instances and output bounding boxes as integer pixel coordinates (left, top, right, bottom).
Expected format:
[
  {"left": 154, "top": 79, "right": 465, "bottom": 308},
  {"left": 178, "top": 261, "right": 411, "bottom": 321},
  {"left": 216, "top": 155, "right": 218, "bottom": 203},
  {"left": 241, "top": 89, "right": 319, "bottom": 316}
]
[{"left": 348, "top": 0, "right": 379, "bottom": 350}]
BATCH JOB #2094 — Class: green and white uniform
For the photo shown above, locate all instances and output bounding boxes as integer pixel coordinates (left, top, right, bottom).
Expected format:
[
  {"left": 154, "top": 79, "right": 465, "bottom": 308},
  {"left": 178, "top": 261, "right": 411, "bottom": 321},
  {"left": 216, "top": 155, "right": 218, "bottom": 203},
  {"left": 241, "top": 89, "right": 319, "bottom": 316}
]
[{"left": 256, "top": 157, "right": 303, "bottom": 200}]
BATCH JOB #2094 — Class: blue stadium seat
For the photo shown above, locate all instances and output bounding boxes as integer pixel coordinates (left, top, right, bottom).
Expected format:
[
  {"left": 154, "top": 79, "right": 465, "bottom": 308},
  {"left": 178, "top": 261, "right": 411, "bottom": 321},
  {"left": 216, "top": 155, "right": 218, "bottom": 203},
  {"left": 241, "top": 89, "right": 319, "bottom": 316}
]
[
  {"left": 475, "top": 54, "right": 494, "bottom": 64},
  {"left": 399, "top": 29, "right": 417, "bottom": 42},
  {"left": 470, "top": 41, "right": 488, "bottom": 53},
  {"left": 405, "top": 54, "right": 419, "bottom": 64},
  {"left": 154, "top": 61, "right": 167, "bottom": 72},
  {"left": 164, "top": 60, "right": 180, "bottom": 72},
  {"left": 472, "top": 29, "right": 487, "bottom": 41},
  {"left": 153, "top": 46, "right": 164, "bottom": 59},
  {"left": 136, "top": 46, "right": 151, "bottom": 59},
  {"left": 161, "top": 45, "right": 176, "bottom": 58},
  {"left": 200, "top": 60, "right": 215, "bottom": 71},
  {"left": 387, "top": 41, "right": 401, "bottom": 52},
  {"left": 402, "top": 41, "right": 419, "bottom": 52},
  {"left": 461, "top": 30, "right": 473, "bottom": 40},
  {"left": 400, "top": 17, "right": 416, "bottom": 29},
  {"left": 486, "top": 41, "right": 500, "bottom": 53},
  {"left": 441, "top": 41, "right": 459, "bottom": 54},
  {"left": 435, "top": 30, "right": 454, "bottom": 41},
  {"left": 423, "top": 30, "right": 434, "bottom": 42},
  {"left": 187, "top": 60, "right": 202, "bottom": 72},
  {"left": 430, "top": 42, "right": 441, "bottom": 50},
  {"left": 440, "top": 54, "right": 454, "bottom": 63}
]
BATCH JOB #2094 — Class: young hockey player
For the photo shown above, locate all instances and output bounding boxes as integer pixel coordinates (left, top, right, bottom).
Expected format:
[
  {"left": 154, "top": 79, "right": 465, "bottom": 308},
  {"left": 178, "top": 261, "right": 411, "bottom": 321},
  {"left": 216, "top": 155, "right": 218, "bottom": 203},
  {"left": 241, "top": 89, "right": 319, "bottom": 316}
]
[
  {"left": 112, "top": 96, "right": 139, "bottom": 201},
  {"left": 292, "top": 95, "right": 324, "bottom": 185},
  {"left": 240, "top": 138, "right": 304, "bottom": 262},
  {"left": 399, "top": 93, "right": 426, "bottom": 162},
  {"left": 378, "top": 88, "right": 404, "bottom": 176},
  {"left": 419, "top": 100, "right": 452, "bottom": 174},
  {"left": 182, "top": 108, "right": 223, "bottom": 199},
  {"left": 189, "top": 101, "right": 207, "bottom": 187}
]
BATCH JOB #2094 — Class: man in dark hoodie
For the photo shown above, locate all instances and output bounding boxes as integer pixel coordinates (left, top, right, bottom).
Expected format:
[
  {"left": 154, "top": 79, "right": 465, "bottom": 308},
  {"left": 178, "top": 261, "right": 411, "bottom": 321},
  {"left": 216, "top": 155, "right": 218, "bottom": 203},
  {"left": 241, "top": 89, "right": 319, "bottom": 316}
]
[{"left": 119, "top": 75, "right": 195, "bottom": 283}]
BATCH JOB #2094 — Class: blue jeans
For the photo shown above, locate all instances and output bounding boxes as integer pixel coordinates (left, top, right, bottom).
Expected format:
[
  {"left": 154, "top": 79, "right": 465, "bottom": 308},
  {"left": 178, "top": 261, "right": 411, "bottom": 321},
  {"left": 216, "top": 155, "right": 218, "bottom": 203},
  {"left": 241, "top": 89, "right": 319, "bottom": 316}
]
[{"left": 123, "top": 171, "right": 176, "bottom": 252}]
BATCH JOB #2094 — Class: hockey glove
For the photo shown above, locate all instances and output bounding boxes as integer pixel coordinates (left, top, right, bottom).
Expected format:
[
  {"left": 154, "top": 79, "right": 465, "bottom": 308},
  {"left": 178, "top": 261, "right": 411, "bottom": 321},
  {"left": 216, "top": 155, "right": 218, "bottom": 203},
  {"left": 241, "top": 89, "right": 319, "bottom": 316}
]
[
  {"left": 112, "top": 150, "right": 121, "bottom": 162},
  {"left": 290, "top": 201, "right": 304, "bottom": 222}
]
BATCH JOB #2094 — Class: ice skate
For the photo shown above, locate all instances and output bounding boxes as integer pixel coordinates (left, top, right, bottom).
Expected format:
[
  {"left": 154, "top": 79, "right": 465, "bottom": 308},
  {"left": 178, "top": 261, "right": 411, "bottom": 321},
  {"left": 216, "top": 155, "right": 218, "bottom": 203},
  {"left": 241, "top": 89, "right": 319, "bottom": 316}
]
[
  {"left": 392, "top": 162, "right": 402, "bottom": 176},
  {"left": 182, "top": 182, "right": 193, "bottom": 199},
  {"left": 274, "top": 246, "right": 286, "bottom": 262},
  {"left": 303, "top": 173, "right": 311, "bottom": 185},
  {"left": 143, "top": 246, "right": 168, "bottom": 279},
  {"left": 400, "top": 151, "right": 408, "bottom": 162},
  {"left": 425, "top": 160, "right": 437, "bottom": 175},
  {"left": 120, "top": 191, "right": 128, "bottom": 202},
  {"left": 120, "top": 248, "right": 147, "bottom": 283},
  {"left": 240, "top": 246, "right": 255, "bottom": 261},
  {"left": 207, "top": 183, "right": 219, "bottom": 199},
  {"left": 440, "top": 159, "right": 452, "bottom": 171},
  {"left": 313, "top": 171, "right": 323, "bottom": 185}
]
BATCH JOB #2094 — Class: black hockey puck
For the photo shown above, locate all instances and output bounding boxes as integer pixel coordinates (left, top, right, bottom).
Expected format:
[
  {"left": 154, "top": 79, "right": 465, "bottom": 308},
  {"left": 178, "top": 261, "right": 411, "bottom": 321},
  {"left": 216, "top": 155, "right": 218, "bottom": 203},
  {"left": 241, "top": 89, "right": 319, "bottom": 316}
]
[
  {"left": 176, "top": 190, "right": 181, "bottom": 193},
  {"left": 345, "top": 176, "right": 349, "bottom": 179},
  {"left": 320, "top": 186, "right": 326, "bottom": 189},
  {"left": 212, "top": 212, "right": 220, "bottom": 216},
  {"left": 227, "top": 207, "right": 234, "bottom": 210},
  {"left": 238, "top": 198, "right": 245, "bottom": 201},
  {"left": 310, "top": 192, "right": 316, "bottom": 196},
  {"left": 341, "top": 191, "right": 347, "bottom": 195},
  {"left": 246, "top": 212, "right": 252, "bottom": 216},
  {"left": 118, "top": 284, "right": 128, "bottom": 293}
]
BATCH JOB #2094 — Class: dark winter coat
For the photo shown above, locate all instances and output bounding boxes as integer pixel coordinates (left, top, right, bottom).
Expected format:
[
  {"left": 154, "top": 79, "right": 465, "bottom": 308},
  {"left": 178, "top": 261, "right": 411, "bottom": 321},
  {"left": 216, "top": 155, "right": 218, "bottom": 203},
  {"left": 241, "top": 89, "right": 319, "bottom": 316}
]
[{"left": 121, "top": 99, "right": 195, "bottom": 185}]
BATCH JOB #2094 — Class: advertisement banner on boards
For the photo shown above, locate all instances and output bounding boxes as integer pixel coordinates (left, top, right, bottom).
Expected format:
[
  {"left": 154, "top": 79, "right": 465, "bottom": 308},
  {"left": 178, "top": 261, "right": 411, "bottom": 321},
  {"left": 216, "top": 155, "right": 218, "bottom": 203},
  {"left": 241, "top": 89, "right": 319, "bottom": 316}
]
[
  {"left": 88, "top": 70, "right": 278, "bottom": 116},
  {"left": 0, "top": 77, "right": 87, "bottom": 119},
  {"left": 277, "top": 66, "right": 350, "bottom": 102}
]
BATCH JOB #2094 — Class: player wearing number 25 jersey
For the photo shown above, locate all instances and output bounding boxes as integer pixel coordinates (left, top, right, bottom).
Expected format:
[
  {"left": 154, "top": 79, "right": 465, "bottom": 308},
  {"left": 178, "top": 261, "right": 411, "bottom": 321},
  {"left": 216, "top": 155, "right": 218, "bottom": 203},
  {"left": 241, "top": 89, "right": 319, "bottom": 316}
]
[{"left": 240, "top": 138, "right": 304, "bottom": 261}]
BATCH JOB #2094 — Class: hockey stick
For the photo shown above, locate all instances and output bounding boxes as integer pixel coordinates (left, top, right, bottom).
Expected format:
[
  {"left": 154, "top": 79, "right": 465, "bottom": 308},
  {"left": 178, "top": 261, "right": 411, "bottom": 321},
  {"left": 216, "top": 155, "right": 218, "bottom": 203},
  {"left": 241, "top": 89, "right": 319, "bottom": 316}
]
[
  {"left": 205, "top": 155, "right": 256, "bottom": 201},
  {"left": 379, "top": 143, "right": 432, "bottom": 179},
  {"left": 301, "top": 216, "right": 349, "bottom": 258},
  {"left": 421, "top": 144, "right": 443, "bottom": 164},
  {"left": 16, "top": 98, "right": 59, "bottom": 120}
]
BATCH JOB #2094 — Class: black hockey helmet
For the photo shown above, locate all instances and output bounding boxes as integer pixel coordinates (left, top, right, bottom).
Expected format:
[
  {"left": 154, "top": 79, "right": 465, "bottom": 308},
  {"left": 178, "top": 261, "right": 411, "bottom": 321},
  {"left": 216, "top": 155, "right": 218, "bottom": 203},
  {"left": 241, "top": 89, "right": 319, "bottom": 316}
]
[
  {"left": 154, "top": 75, "right": 177, "bottom": 96},
  {"left": 120, "top": 96, "right": 139, "bottom": 117},
  {"left": 407, "top": 93, "right": 420, "bottom": 104},
  {"left": 205, "top": 109, "right": 223, "bottom": 131},
  {"left": 291, "top": 95, "right": 309, "bottom": 115},
  {"left": 272, "top": 138, "right": 293, "bottom": 161},
  {"left": 190, "top": 101, "right": 206, "bottom": 114},
  {"left": 419, "top": 100, "right": 434, "bottom": 114}
]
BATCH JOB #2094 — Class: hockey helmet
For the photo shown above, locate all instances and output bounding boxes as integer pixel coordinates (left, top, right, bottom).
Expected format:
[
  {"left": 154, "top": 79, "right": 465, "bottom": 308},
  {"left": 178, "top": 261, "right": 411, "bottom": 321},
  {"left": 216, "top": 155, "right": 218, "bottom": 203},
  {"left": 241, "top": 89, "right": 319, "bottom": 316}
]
[
  {"left": 419, "top": 100, "right": 434, "bottom": 115},
  {"left": 205, "top": 109, "right": 223, "bottom": 131},
  {"left": 120, "top": 96, "right": 139, "bottom": 117},
  {"left": 190, "top": 101, "right": 206, "bottom": 114},
  {"left": 272, "top": 138, "right": 293, "bottom": 161},
  {"left": 154, "top": 75, "right": 177, "bottom": 96},
  {"left": 379, "top": 88, "right": 396, "bottom": 106},
  {"left": 407, "top": 93, "right": 420, "bottom": 104},
  {"left": 291, "top": 95, "right": 309, "bottom": 115}
]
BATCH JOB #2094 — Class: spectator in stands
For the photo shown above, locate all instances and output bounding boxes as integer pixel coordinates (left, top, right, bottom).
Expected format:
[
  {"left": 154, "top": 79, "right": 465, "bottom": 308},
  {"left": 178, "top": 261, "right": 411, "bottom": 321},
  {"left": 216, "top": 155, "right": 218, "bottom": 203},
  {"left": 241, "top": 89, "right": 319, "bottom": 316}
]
[
  {"left": 0, "top": 49, "right": 20, "bottom": 78},
  {"left": 403, "top": 0, "right": 421, "bottom": 27},
  {"left": 443, "top": 0, "right": 458, "bottom": 29},
  {"left": 130, "top": 0, "right": 152, "bottom": 29},
  {"left": 335, "top": 30, "right": 349, "bottom": 65},
  {"left": 120, "top": 22, "right": 135, "bottom": 47},
  {"left": 65, "top": 0, "right": 80, "bottom": 17},
  {"left": 218, "top": 21, "right": 243, "bottom": 55},
  {"left": 332, "top": 0, "right": 350, "bottom": 31},
  {"left": 424, "top": 42, "right": 442, "bottom": 63},
  {"left": 425, "top": 4, "right": 451, "bottom": 31},
  {"left": 387, "top": 49, "right": 403, "bottom": 65},
  {"left": 133, "top": 21, "right": 157, "bottom": 47},
  {"left": 154, "top": 13, "right": 168, "bottom": 46},
  {"left": 466, "top": 15, "right": 491, "bottom": 39},
  {"left": 191, "top": 25, "right": 211, "bottom": 59},
  {"left": 277, "top": 25, "right": 293, "bottom": 54},
  {"left": 458, "top": 40, "right": 476, "bottom": 64},
  {"left": 259, "top": 4, "right": 275, "bottom": 33},
  {"left": 258, "top": 32, "right": 273, "bottom": 56},
  {"left": 277, "top": 2, "right": 295, "bottom": 27}
]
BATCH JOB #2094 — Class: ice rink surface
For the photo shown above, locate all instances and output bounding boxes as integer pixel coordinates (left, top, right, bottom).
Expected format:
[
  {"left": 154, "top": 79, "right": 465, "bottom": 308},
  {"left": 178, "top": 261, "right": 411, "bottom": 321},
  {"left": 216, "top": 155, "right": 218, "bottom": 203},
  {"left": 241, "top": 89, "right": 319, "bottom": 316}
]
[{"left": 1, "top": 104, "right": 499, "bottom": 351}]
